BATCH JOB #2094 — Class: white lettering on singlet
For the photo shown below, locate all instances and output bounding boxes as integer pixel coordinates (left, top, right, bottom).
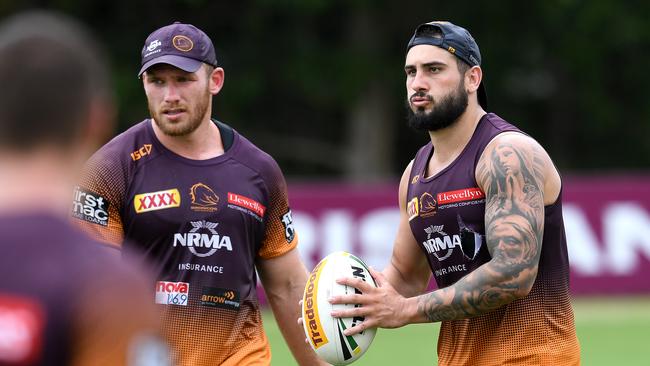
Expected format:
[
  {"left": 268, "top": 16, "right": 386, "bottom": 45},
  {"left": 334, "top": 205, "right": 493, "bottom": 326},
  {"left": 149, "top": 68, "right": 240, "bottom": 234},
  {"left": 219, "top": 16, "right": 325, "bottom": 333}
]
[{"left": 178, "top": 263, "right": 224, "bottom": 273}]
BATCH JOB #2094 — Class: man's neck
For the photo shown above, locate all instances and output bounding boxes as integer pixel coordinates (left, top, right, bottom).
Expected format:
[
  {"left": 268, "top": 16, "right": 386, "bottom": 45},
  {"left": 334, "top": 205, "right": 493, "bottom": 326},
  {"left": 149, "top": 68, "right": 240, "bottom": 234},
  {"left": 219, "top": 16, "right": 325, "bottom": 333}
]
[
  {"left": 152, "top": 116, "right": 224, "bottom": 160},
  {"left": 425, "top": 105, "right": 486, "bottom": 177}
]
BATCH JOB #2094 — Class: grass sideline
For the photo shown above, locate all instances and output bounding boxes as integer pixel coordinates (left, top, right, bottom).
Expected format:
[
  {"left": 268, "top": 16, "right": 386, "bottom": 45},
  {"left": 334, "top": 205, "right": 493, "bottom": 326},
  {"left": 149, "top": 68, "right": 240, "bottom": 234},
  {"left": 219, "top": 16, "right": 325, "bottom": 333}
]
[{"left": 262, "top": 296, "right": 650, "bottom": 365}]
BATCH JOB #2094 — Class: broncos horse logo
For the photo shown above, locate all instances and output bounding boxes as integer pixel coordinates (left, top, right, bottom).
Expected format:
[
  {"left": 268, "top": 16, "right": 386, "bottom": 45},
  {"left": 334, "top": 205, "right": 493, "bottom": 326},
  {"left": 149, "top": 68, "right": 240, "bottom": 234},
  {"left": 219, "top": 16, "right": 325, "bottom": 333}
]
[{"left": 190, "top": 183, "right": 219, "bottom": 212}]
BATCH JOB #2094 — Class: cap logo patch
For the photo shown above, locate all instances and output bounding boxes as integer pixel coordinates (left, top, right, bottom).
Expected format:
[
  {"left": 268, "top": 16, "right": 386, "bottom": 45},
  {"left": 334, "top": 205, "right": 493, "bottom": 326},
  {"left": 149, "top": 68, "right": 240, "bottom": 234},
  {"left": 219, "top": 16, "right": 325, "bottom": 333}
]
[
  {"left": 147, "top": 40, "right": 161, "bottom": 52},
  {"left": 447, "top": 46, "right": 456, "bottom": 54},
  {"left": 172, "top": 35, "right": 194, "bottom": 52}
]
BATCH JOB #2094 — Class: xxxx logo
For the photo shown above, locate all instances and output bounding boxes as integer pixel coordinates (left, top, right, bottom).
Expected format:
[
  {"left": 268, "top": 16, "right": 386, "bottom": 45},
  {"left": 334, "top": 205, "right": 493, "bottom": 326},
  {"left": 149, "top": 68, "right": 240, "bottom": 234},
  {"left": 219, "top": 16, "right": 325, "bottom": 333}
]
[{"left": 134, "top": 188, "right": 181, "bottom": 213}]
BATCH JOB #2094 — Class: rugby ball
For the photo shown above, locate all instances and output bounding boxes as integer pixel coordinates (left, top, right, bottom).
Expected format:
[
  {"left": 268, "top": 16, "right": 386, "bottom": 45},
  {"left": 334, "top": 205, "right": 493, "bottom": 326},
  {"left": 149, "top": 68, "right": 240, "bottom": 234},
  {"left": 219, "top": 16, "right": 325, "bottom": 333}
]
[{"left": 302, "top": 251, "right": 377, "bottom": 365}]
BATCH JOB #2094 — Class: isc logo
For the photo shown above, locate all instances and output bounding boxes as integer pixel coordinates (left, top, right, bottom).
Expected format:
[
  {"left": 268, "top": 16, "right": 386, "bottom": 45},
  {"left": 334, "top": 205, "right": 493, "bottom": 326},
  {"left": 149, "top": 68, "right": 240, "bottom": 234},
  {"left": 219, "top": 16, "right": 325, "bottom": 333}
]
[
  {"left": 131, "top": 144, "right": 152, "bottom": 161},
  {"left": 154, "top": 281, "right": 189, "bottom": 306}
]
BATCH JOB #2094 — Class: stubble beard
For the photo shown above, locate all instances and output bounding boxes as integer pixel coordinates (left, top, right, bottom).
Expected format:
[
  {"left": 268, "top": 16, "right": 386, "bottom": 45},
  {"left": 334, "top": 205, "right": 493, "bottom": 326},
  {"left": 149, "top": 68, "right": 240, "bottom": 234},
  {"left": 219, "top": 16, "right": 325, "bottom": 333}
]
[
  {"left": 149, "top": 88, "right": 211, "bottom": 137},
  {"left": 406, "top": 80, "right": 469, "bottom": 132}
]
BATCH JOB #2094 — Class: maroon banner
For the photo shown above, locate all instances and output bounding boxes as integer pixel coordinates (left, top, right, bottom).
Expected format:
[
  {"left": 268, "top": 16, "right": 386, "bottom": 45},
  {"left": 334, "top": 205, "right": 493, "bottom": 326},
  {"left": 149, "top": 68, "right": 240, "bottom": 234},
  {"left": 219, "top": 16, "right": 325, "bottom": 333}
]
[{"left": 286, "top": 177, "right": 650, "bottom": 295}]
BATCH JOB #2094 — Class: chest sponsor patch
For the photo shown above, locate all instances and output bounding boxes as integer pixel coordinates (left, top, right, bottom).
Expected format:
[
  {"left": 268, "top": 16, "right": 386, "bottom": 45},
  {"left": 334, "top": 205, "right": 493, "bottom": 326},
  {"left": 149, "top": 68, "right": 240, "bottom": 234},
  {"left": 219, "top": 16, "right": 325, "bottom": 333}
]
[
  {"left": 407, "top": 197, "right": 419, "bottom": 221},
  {"left": 190, "top": 183, "right": 219, "bottom": 212},
  {"left": 0, "top": 294, "right": 45, "bottom": 364},
  {"left": 72, "top": 187, "right": 110, "bottom": 226},
  {"left": 408, "top": 193, "right": 438, "bottom": 220},
  {"left": 134, "top": 189, "right": 181, "bottom": 213},
  {"left": 200, "top": 287, "right": 240, "bottom": 310},
  {"left": 437, "top": 187, "right": 485, "bottom": 204},
  {"left": 227, "top": 192, "right": 266, "bottom": 219},
  {"left": 154, "top": 281, "right": 189, "bottom": 306},
  {"left": 173, "top": 220, "right": 233, "bottom": 258}
]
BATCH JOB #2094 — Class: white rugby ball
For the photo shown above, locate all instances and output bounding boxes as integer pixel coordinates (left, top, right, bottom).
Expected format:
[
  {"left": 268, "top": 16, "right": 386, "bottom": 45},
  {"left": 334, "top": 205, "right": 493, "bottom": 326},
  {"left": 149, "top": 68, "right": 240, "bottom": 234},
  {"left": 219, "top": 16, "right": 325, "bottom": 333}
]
[{"left": 302, "top": 251, "right": 377, "bottom": 365}]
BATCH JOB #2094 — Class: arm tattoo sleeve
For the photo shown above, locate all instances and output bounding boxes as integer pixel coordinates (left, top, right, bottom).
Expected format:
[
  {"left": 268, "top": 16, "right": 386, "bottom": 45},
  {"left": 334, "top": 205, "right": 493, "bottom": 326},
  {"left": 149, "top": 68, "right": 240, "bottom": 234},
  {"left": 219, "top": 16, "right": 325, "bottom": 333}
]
[{"left": 417, "top": 137, "right": 547, "bottom": 322}]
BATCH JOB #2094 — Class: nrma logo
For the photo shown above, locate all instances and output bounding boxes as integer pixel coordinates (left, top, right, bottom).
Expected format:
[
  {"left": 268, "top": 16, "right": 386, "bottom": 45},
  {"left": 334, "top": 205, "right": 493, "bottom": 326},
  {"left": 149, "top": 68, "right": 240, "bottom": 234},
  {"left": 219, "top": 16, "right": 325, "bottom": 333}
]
[
  {"left": 422, "top": 225, "right": 461, "bottom": 261},
  {"left": 173, "top": 220, "right": 232, "bottom": 257}
]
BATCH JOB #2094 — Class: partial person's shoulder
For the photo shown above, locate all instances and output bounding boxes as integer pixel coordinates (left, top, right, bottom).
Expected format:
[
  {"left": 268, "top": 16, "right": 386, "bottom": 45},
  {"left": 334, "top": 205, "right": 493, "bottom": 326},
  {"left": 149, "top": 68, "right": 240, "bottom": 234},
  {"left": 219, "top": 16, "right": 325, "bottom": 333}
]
[
  {"left": 479, "top": 112, "right": 541, "bottom": 153},
  {"left": 78, "top": 120, "right": 152, "bottom": 215},
  {"left": 88, "top": 120, "right": 151, "bottom": 164},
  {"left": 83, "top": 119, "right": 157, "bottom": 182},
  {"left": 481, "top": 124, "right": 551, "bottom": 175},
  {"left": 482, "top": 112, "right": 523, "bottom": 134},
  {"left": 477, "top": 121, "right": 560, "bottom": 198},
  {"left": 488, "top": 130, "right": 540, "bottom": 148}
]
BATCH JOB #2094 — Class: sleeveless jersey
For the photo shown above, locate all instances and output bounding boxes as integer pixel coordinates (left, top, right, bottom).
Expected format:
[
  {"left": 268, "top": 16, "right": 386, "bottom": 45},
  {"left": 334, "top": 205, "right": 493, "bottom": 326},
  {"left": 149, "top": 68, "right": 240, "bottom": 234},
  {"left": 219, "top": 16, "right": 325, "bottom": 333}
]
[
  {"left": 407, "top": 113, "right": 580, "bottom": 365},
  {"left": 73, "top": 119, "right": 298, "bottom": 366}
]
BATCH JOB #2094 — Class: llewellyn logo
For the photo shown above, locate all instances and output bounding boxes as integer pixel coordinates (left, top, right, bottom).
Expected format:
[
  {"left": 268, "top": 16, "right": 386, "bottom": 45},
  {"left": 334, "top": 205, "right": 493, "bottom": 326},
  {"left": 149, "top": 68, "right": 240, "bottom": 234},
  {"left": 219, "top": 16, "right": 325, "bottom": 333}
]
[
  {"left": 437, "top": 187, "right": 485, "bottom": 205},
  {"left": 190, "top": 183, "right": 219, "bottom": 212},
  {"left": 227, "top": 192, "right": 266, "bottom": 218}
]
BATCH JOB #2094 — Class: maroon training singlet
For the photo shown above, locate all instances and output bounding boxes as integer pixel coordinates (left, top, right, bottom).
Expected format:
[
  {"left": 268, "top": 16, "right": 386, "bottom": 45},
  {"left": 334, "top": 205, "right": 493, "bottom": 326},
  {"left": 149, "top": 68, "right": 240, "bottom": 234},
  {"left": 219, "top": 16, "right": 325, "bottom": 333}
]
[{"left": 406, "top": 113, "right": 580, "bottom": 365}]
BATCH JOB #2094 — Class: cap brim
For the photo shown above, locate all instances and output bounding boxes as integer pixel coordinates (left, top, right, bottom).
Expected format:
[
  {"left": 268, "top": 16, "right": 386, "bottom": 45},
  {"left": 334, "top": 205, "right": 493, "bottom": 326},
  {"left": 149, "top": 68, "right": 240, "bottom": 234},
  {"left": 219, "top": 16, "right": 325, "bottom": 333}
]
[
  {"left": 138, "top": 55, "right": 203, "bottom": 77},
  {"left": 477, "top": 82, "right": 488, "bottom": 110}
]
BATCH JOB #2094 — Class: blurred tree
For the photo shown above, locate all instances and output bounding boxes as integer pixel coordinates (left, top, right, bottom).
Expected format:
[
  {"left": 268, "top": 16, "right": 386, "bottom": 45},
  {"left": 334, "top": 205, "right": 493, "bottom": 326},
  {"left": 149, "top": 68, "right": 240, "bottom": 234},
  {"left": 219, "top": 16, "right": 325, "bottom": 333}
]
[{"left": 1, "top": 0, "right": 648, "bottom": 179}]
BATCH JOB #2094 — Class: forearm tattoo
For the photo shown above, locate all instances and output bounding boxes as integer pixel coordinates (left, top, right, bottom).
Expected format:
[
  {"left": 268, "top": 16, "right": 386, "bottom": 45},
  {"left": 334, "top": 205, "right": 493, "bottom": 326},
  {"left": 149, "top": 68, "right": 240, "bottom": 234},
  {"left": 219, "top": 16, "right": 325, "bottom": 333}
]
[{"left": 418, "top": 138, "right": 546, "bottom": 322}]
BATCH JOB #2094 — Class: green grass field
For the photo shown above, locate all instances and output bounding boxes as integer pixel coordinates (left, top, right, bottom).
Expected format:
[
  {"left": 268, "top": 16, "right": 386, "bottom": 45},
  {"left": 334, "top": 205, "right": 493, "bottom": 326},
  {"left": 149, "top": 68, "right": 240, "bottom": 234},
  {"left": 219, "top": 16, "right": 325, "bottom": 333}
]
[{"left": 263, "top": 296, "right": 650, "bottom": 365}]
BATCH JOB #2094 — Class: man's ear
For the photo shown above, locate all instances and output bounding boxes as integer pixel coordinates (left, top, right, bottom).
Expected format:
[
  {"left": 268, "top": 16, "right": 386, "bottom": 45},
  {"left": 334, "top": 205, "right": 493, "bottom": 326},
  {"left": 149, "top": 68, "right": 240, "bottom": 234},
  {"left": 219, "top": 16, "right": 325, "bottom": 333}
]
[
  {"left": 466, "top": 65, "right": 482, "bottom": 94},
  {"left": 209, "top": 67, "right": 225, "bottom": 95}
]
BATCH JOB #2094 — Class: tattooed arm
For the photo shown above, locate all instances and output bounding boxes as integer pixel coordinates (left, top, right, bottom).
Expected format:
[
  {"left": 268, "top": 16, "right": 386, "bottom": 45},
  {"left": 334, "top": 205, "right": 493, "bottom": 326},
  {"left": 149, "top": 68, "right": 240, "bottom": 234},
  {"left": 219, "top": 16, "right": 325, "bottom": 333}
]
[
  {"left": 330, "top": 133, "right": 558, "bottom": 335},
  {"left": 414, "top": 132, "right": 550, "bottom": 322}
]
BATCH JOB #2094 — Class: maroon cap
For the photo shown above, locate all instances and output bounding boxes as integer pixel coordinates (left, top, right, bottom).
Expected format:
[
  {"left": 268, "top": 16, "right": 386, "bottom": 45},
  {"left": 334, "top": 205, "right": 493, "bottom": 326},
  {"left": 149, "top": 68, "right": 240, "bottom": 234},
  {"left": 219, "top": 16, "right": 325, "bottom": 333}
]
[{"left": 138, "top": 22, "right": 217, "bottom": 77}]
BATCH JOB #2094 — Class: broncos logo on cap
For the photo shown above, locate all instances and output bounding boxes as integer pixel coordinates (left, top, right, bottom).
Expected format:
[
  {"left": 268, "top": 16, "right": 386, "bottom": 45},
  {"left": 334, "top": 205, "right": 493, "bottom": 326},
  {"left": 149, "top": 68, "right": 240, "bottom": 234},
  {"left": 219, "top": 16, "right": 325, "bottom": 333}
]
[{"left": 172, "top": 35, "right": 193, "bottom": 52}]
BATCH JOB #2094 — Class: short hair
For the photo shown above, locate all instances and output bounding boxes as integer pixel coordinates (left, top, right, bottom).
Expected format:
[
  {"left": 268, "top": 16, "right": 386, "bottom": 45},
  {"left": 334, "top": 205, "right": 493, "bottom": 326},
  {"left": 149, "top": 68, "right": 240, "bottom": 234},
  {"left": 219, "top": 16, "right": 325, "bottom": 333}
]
[
  {"left": 204, "top": 64, "right": 215, "bottom": 77},
  {"left": 0, "top": 11, "right": 110, "bottom": 150}
]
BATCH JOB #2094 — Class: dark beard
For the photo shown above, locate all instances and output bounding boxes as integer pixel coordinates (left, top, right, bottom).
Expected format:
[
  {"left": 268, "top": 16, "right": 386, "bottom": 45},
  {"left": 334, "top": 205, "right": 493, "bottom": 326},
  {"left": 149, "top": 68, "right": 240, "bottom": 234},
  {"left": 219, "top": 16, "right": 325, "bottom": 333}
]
[
  {"left": 149, "top": 88, "right": 211, "bottom": 137},
  {"left": 406, "top": 81, "right": 468, "bottom": 132}
]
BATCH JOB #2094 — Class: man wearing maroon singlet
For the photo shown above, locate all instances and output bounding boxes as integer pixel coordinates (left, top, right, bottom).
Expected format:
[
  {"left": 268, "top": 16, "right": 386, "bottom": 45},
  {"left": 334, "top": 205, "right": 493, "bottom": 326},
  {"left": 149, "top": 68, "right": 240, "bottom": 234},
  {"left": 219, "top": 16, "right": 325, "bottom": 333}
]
[
  {"left": 0, "top": 11, "right": 166, "bottom": 366},
  {"left": 331, "top": 21, "right": 581, "bottom": 365},
  {"left": 73, "top": 22, "right": 325, "bottom": 366}
]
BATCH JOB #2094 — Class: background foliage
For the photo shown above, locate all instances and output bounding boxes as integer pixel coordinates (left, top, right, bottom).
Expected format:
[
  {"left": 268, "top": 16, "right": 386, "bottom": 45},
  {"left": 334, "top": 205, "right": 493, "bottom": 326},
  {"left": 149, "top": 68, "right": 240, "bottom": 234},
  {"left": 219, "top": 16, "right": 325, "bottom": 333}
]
[{"left": 3, "top": 0, "right": 649, "bottom": 179}]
